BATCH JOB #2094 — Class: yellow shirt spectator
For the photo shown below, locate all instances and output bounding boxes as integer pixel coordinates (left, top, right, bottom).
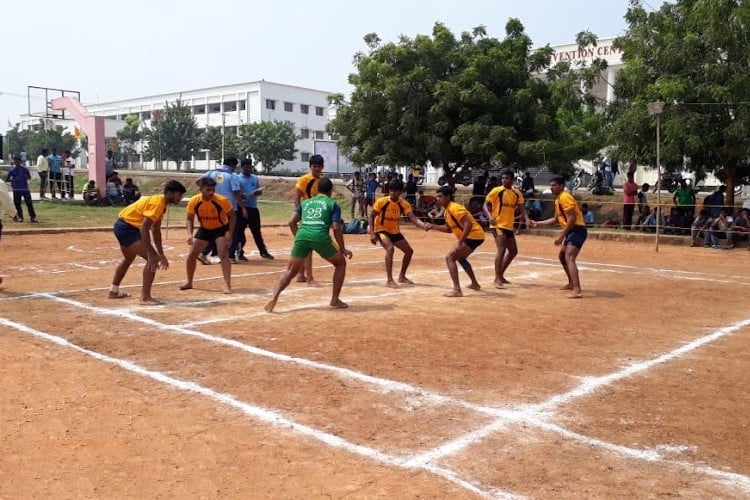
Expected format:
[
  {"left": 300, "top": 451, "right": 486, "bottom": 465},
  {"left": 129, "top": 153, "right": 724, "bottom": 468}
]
[
  {"left": 485, "top": 186, "right": 524, "bottom": 230},
  {"left": 443, "top": 202, "right": 485, "bottom": 241},
  {"left": 295, "top": 173, "right": 319, "bottom": 200},
  {"left": 118, "top": 195, "right": 166, "bottom": 228},
  {"left": 185, "top": 193, "right": 233, "bottom": 230},
  {"left": 372, "top": 196, "right": 413, "bottom": 234},
  {"left": 555, "top": 191, "right": 585, "bottom": 227}
]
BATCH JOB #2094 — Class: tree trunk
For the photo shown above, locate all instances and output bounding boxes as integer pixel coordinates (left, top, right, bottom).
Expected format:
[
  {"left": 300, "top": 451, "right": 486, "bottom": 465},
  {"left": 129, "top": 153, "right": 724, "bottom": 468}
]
[{"left": 725, "top": 164, "right": 735, "bottom": 207}]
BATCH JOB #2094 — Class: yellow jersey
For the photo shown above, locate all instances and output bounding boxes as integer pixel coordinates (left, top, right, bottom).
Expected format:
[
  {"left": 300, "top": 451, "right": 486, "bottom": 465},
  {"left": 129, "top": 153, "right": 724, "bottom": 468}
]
[
  {"left": 444, "top": 202, "right": 485, "bottom": 241},
  {"left": 485, "top": 186, "right": 524, "bottom": 230},
  {"left": 118, "top": 194, "right": 166, "bottom": 228},
  {"left": 372, "top": 196, "right": 413, "bottom": 234},
  {"left": 295, "top": 173, "right": 319, "bottom": 200},
  {"left": 555, "top": 191, "right": 585, "bottom": 228},
  {"left": 186, "top": 193, "right": 233, "bottom": 230}
]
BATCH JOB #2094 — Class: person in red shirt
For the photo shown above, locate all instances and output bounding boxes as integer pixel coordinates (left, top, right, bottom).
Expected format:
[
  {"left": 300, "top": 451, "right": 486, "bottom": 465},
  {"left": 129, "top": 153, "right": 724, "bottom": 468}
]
[{"left": 622, "top": 171, "right": 639, "bottom": 230}]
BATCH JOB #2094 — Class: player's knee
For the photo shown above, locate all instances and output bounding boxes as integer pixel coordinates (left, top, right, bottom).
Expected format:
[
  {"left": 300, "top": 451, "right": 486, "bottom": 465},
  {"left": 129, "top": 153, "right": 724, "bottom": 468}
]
[{"left": 404, "top": 246, "right": 414, "bottom": 257}]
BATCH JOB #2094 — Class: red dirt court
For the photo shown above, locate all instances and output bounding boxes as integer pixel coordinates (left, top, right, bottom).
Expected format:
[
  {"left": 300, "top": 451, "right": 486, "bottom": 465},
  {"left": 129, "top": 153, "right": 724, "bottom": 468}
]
[{"left": 1, "top": 226, "right": 749, "bottom": 498}]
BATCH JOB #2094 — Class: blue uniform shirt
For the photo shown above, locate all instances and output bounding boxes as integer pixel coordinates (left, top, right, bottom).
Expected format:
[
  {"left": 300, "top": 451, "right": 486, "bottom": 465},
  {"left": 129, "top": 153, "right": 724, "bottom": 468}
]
[
  {"left": 202, "top": 166, "right": 241, "bottom": 210},
  {"left": 240, "top": 173, "right": 261, "bottom": 208},
  {"left": 48, "top": 154, "right": 62, "bottom": 173},
  {"left": 7, "top": 166, "right": 31, "bottom": 191}
]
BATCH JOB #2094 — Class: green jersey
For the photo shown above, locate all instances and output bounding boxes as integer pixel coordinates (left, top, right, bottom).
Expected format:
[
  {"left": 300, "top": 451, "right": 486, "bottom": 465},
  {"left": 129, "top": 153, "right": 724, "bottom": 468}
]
[
  {"left": 674, "top": 187, "right": 694, "bottom": 206},
  {"left": 295, "top": 194, "right": 342, "bottom": 242}
]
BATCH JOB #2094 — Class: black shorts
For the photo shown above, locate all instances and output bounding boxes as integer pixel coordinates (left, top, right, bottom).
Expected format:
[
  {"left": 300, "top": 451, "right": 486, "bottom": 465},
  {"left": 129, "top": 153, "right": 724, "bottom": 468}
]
[
  {"left": 563, "top": 226, "right": 588, "bottom": 248},
  {"left": 376, "top": 231, "right": 405, "bottom": 244},
  {"left": 113, "top": 219, "right": 141, "bottom": 248},
  {"left": 465, "top": 238, "right": 484, "bottom": 250},
  {"left": 195, "top": 225, "right": 229, "bottom": 242},
  {"left": 492, "top": 228, "right": 515, "bottom": 239}
]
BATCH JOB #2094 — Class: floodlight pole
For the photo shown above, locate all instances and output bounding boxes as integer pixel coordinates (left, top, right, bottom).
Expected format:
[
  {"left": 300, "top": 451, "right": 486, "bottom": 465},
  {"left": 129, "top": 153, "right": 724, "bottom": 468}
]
[{"left": 647, "top": 100, "right": 665, "bottom": 252}]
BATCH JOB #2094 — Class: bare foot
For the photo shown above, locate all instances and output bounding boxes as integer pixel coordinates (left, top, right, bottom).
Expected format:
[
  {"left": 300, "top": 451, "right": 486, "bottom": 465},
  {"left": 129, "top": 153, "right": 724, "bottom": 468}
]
[
  {"left": 109, "top": 291, "right": 131, "bottom": 299},
  {"left": 222, "top": 287, "right": 233, "bottom": 294},
  {"left": 307, "top": 279, "right": 321, "bottom": 287},
  {"left": 329, "top": 300, "right": 349, "bottom": 309},
  {"left": 468, "top": 283, "right": 481, "bottom": 291},
  {"left": 493, "top": 279, "right": 506, "bottom": 289},
  {"left": 264, "top": 298, "right": 277, "bottom": 312},
  {"left": 179, "top": 283, "right": 193, "bottom": 291},
  {"left": 559, "top": 284, "right": 574, "bottom": 290},
  {"left": 500, "top": 277, "right": 511, "bottom": 284},
  {"left": 386, "top": 280, "right": 401, "bottom": 289},
  {"left": 567, "top": 291, "right": 583, "bottom": 299},
  {"left": 443, "top": 290, "right": 463, "bottom": 297},
  {"left": 296, "top": 275, "right": 308, "bottom": 283},
  {"left": 398, "top": 277, "right": 414, "bottom": 285},
  {"left": 140, "top": 297, "right": 162, "bottom": 306}
]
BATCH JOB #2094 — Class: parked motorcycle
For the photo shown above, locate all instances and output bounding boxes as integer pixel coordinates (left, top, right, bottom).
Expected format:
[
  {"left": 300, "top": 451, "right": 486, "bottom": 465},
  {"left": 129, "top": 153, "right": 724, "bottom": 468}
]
[
  {"left": 571, "top": 167, "right": 591, "bottom": 191},
  {"left": 438, "top": 164, "right": 473, "bottom": 186},
  {"left": 588, "top": 171, "right": 614, "bottom": 195}
]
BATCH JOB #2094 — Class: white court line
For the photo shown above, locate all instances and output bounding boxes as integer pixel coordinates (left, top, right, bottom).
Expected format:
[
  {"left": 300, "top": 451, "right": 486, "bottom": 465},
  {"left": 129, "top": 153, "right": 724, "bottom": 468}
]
[{"left": 0, "top": 317, "right": 506, "bottom": 500}]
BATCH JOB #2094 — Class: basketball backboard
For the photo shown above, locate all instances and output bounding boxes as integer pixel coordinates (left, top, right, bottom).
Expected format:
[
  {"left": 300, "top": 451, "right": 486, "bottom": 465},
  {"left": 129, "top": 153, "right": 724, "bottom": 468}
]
[{"left": 27, "top": 86, "right": 80, "bottom": 120}]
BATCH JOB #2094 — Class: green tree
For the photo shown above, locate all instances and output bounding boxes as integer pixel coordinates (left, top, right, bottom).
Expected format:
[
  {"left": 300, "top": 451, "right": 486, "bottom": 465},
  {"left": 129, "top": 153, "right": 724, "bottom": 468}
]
[
  {"left": 5, "top": 124, "right": 77, "bottom": 159},
  {"left": 116, "top": 114, "right": 142, "bottom": 167},
  {"left": 608, "top": 0, "right": 750, "bottom": 204},
  {"left": 330, "top": 22, "right": 605, "bottom": 185},
  {"left": 199, "top": 126, "right": 241, "bottom": 162},
  {"left": 143, "top": 99, "right": 199, "bottom": 170},
  {"left": 237, "top": 121, "right": 296, "bottom": 173}
]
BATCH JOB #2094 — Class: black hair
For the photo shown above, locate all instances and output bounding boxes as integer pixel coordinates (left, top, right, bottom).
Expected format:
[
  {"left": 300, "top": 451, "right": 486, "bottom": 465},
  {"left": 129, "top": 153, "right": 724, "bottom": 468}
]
[
  {"left": 642, "top": 183, "right": 650, "bottom": 190},
  {"left": 164, "top": 180, "right": 187, "bottom": 194},
  {"left": 41, "top": 148, "right": 49, "bottom": 155},
  {"left": 502, "top": 169, "right": 514, "bottom": 178},
  {"left": 309, "top": 154, "right": 324, "bottom": 166},
  {"left": 224, "top": 156, "right": 238, "bottom": 167},
  {"left": 550, "top": 175, "right": 565, "bottom": 186},
  {"left": 318, "top": 177, "right": 333, "bottom": 193},
  {"left": 201, "top": 177, "right": 217, "bottom": 187},
  {"left": 388, "top": 179, "right": 404, "bottom": 191},
  {"left": 436, "top": 185, "right": 455, "bottom": 200},
  {"left": 240, "top": 158, "right": 253, "bottom": 167}
]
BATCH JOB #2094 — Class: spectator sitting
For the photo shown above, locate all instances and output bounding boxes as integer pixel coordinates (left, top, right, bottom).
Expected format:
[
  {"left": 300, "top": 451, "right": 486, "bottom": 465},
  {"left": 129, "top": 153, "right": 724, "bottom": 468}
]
[
  {"left": 708, "top": 207, "right": 732, "bottom": 248},
  {"left": 525, "top": 198, "right": 542, "bottom": 221},
  {"left": 106, "top": 179, "right": 126, "bottom": 206},
  {"left": 643, "top": 206, "right": 666, "bottom": 233},
  {"left": 581, "top": 203, "right": 595, "bottom": 226},
  {"left": 122, "top": 178, "right": 141, "bottom": 204},
  {"left": 726, "top": 208, "right": 750, "bottom": 249},
  {"left": 82, "top": 180, "right": 102, "bottom": 206},
  {"left": 690, "top": 208, "right": 712, "bottom": 246},
  {"left": 666, "top": 207, "right": 688, "bottom": 235}
]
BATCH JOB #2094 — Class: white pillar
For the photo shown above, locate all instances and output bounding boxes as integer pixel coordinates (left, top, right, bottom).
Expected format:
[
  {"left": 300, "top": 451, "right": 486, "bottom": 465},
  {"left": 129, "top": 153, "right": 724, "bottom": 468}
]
[{"left": 606, "top": 67, "right": 616, "bottom": 104}]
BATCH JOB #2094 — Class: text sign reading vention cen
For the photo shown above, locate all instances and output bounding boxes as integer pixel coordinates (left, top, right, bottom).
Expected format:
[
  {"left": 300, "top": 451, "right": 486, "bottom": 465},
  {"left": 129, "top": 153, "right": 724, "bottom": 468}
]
[{"left": 546, "top": 37, "right": 623, "bottom": 68}]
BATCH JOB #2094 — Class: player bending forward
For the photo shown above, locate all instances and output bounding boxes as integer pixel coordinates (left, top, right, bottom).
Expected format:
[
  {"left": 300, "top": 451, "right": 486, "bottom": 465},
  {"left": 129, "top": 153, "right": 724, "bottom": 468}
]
[
  {"left": 425, "top": 186, "right": 485, "bottom": 296},
  {"left": 265, "top": 178, "right": 352, "bottom": 312}
]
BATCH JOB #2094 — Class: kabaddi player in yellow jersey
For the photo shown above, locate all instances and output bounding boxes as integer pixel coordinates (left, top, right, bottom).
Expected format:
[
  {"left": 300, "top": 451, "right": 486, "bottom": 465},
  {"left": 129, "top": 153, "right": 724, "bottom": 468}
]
[
  {"left": 109, "top": 180, "right": 187, "bottom": 304},
  {"left": 483, "top": 169, "right": 530, "bottom": 289},
  {"left": 180, "top": 177, "right": 236, "bottom": 294},
  {"left": 368, "top": 178, "right": 430, "bottom": 288},
  {"left": 293, "top": 154, "right": 324, "bottom": 285},
  {"left": 530, "top": 176, "right": 587, "bottom": 298},
  {"left": 425, "top": 186, "right": 485, "bottom": 297}
]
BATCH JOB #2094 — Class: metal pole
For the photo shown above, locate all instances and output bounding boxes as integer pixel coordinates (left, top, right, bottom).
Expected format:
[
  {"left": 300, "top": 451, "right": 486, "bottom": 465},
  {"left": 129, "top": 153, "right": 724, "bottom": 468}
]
[{"left": 655, "top": 113, "right": 661, "bottom": 252}]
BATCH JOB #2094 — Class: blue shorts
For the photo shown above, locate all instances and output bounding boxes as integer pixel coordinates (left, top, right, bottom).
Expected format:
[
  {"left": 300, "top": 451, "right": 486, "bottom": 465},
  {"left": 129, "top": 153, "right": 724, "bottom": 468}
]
[
  {"left": 114, "top": 219, "right": 141, "bottom": 248},
  {"left": 564, "top": 226, "right": 588, "bottom": 248}
]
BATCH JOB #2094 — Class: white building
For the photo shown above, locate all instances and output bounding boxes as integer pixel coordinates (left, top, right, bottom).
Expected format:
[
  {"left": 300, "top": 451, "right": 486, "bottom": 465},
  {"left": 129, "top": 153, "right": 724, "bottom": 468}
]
[{"left": 19, "top": 80, "right": 351, "bottom": 173}]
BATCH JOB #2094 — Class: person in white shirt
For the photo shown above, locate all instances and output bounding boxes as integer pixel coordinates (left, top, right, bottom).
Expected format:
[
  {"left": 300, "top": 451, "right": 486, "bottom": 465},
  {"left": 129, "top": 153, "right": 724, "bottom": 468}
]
[
  {"left": 62, "top": 150, "right": 75, "bottom": 199},
  {"left": 36, "top": 148, "right": 50, "bottom": 199}
]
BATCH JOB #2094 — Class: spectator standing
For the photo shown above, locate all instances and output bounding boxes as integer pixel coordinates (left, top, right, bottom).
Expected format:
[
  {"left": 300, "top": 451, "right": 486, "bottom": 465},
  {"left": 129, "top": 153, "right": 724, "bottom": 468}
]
[
  {"left": 363, "top": 173, "right": 379, "bottom": 215},
  {"left": 346, "top": 170, "right": 366, "bottom": 218},
  {"left": 673, "top": 179, "right": 696, "bottom": 224},
  {"left": 472, "top": 167, "right": 488, "bottom": 197},
  {"left": 622, "top": 171, "right": 638, "bottom": 229},
  {"left": 237, "top": 158, "right": 273, "bottom": 260},
  {"left": 47, "top": 149, "right": 63, "bottom": 199},
  {"left": 405, "top": 174, "right": 418, "bottom": 207},
  {"left": 36, "top": 148, "right": 50, "bottom": 199},
  {"left": 521, "top": 171, "right": 535, "bottom": 197},
  {"left": 62, "top": 150, "right": 75, "bottom": 199},
  {"left": 637, "top": 183, "right": 651, "bottom": 225},
  {"left": 703, "top": 185, "right": 725, "bottom": 218},
  {"left": 6, "top": 156, "right": 37, "bottom": 223},
  {"left": 105, "top": 149, "right": 117, "bottom": 179}
]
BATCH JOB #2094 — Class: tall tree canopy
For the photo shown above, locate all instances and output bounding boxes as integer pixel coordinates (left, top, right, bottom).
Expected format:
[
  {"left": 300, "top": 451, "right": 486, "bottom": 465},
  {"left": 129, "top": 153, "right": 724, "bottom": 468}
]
[
  {"left": 237, "top": 121, "right": 296, "bottom": 173},
  {"left": 5, "top": 124, "right": 77, "bottom": 158},
  {"left": 198, "top": 126, "right": 241, "bottom": 162},
  {"left": 609, "top": 0, "right": 750, "bottom": 203},
  {"left": 116, "top": 114, "right": 142, "bottom": 166},
  {"left": 330, "top": 21, "right": 606, "bottom": 184},
  {"left": 143, "top": 99, "right": 199, "bottom": 170}
]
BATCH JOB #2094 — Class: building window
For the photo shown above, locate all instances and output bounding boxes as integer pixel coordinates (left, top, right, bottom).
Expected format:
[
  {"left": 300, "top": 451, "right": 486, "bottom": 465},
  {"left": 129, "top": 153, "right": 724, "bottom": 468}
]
[
  {"left": 224, "top": 101, "right": 237, "bottom": 112},
  {"left": 301, "top": 104, "right": 310, "bottom": 114},
  {"left": 193, "top": 105, "right": 206, "bottom": 115},
  {"left": 300, "top": 128, "right": 310, "bottom": 139},
  {"left": 266, "top": 99, "right": 276, "bottom": 110},
  {"left": 105, "top": 115, "right": 117, "bottom": 120},
  {"left": 301, "top": 152, "right": 310, "bottom": 162},
  {"left": 141, "top": 111, "right": 151, "bottom": 120},
  {"left": 239, "top": 100, "right": 246, "bottom": 111},
  {"left": 284, "top": 102, "right": 294, "bottom": 112},
  {"left": 315, "top": 106, "right": 324, "bottom": 116},
  {"left": 209, "top": 103, "right": 221, "bottom": 113},
  {"left": 314, "top": 130, "right": 324, "bottom": 140}
]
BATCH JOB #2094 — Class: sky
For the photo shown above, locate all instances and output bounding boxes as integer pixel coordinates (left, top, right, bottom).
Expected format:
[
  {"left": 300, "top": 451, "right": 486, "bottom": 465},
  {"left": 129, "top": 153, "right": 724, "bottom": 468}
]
[{"left": 0, "top": 0, "right": 666, "bottom": 132}]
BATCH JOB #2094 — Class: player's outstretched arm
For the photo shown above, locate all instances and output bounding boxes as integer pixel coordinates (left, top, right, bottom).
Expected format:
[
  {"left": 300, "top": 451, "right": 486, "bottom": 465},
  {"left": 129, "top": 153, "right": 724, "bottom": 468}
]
[
  {"left": 331, "top": 221, "right": 353, "bottom": 258},
  {"left": 407, "top": 211, "right": 429, "bottom": 230},
  {"left": 288, "top": 211, "right": 301, "bottom": 236}
]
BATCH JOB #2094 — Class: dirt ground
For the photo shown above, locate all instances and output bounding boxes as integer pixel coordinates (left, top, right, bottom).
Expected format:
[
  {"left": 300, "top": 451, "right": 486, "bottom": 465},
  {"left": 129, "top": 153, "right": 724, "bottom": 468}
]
[{"left": 1, "top": 225, "right": 749, "bottom": 498}]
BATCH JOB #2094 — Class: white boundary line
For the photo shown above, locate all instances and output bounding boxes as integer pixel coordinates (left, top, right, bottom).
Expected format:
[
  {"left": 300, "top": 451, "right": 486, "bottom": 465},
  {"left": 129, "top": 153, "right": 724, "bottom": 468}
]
[{"left": 0, "top": 317, "right": 510, "bottom": 500}]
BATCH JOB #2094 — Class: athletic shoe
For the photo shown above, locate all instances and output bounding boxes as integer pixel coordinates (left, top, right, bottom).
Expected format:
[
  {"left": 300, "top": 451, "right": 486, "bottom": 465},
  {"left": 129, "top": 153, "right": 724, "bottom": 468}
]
[
  {"left": 260, "top": 253, "right": 275, "bottom": 260},
  {"left": 197, "top": 254, "right": 211, "bottom": 265},
  {"left": 30, "top": 218, "right": 38, "bottom": 223}
]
